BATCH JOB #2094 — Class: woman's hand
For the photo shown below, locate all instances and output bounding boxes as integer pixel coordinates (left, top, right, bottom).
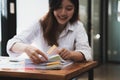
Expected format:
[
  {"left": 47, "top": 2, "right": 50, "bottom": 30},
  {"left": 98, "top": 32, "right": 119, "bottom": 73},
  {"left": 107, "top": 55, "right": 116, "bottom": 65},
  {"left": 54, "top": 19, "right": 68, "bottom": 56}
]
[
  {"left": 25, "top": 45, "right": 48, "bottom": 64},
  {"left": 58, "top": 48, "right": 72, "bottom": 60},
  {"left": 58, "top": 48, "right": 85, "bottom": 62}
]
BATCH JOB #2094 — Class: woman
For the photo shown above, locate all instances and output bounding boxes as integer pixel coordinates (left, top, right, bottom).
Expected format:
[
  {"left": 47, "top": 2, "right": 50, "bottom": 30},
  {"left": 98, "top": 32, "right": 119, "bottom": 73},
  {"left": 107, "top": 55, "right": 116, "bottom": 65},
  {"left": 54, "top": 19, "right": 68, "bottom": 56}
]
[{"left": 7, "top": 0, "right": 92, "bottom": 64}]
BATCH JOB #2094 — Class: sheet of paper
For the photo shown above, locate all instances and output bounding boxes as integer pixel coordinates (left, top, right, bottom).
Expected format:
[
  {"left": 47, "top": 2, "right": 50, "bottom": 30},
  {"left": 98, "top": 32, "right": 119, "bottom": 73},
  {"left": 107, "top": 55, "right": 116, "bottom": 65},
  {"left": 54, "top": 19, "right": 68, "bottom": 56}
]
[{"left": 0, "top": 56, "right": 24, "bottom": 69}]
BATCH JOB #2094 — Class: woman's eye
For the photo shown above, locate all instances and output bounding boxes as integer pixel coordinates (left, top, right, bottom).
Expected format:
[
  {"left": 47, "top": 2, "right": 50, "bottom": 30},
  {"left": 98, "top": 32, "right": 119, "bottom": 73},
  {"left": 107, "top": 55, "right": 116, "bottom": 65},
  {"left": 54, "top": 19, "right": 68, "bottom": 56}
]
[{"left": 66, "top": 7, "right": 73, "bottom": 11}]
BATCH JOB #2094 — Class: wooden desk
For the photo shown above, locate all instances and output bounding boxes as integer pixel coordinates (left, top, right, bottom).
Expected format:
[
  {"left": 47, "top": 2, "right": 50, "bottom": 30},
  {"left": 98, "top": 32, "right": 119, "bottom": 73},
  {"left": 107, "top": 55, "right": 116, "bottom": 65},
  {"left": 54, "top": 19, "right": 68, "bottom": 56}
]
[{"left": 0, "top": 58, "right": 97, "bottom": 80}]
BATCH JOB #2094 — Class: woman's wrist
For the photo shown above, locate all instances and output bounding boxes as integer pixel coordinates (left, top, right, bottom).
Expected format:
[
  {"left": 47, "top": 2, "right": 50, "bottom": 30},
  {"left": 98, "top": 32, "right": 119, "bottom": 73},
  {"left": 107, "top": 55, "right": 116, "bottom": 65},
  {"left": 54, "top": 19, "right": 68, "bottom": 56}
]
[
  {"left": 70, "top": 51, "right": 85, "bottom": 62},
  {"left": 24, "top": 45, "right": 33, "bottom": 54}
]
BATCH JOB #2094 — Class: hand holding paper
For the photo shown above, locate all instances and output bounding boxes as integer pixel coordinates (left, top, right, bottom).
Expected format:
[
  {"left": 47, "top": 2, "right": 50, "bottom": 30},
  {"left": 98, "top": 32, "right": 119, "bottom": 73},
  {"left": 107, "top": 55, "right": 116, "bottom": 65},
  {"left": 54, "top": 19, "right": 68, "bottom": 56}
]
[
  {"left": 47, "top": 45, "right": 64, "bottom": 62},
  {"left": 25, "top": 45, "right": 73, "bottom": 70}
]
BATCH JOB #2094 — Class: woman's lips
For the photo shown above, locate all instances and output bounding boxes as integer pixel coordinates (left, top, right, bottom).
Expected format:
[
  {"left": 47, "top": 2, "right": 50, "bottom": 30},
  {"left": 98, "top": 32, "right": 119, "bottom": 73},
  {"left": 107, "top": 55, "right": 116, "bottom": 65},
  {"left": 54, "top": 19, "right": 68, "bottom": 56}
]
[{"left": 58, "top": 16, "right": 68, "bottom": 20}]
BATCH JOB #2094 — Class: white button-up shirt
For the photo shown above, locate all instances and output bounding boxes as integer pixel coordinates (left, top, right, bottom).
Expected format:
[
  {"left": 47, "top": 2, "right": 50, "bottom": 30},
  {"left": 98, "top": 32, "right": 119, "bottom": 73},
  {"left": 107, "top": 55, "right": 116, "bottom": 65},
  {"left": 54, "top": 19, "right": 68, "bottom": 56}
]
[{"left": 7, "top": 21, "right": 92, "bottom": 61}]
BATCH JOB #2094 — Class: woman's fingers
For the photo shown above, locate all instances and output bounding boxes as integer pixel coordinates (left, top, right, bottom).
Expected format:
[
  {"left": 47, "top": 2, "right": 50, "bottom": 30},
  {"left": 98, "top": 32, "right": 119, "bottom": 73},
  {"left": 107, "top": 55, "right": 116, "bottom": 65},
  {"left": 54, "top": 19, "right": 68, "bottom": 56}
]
[
  {"left": 30, "top": 55, "right": 40, "bottom": 64},
  {"left": 59, "top": 48, "right": 70, "bottom": 60},
  {"left": 36, "top": 50, "right": 48, "bottom": 60},
  {"left": 29, "top": 52, "right": 43, "bottom": 64},
  {"left": 25, "top": 46, "right": 48, "bottom": 64}
]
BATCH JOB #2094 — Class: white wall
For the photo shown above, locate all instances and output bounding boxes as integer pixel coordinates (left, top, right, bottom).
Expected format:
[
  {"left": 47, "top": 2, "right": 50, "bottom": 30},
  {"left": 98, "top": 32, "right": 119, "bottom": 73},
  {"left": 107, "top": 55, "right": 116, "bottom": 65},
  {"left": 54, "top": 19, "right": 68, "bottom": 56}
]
[
  {"left": 17, "top": 0, "right": 49, "bottom": 34},
  {"left": 0, "top": 14, "right": 1, "bottom": 42}
]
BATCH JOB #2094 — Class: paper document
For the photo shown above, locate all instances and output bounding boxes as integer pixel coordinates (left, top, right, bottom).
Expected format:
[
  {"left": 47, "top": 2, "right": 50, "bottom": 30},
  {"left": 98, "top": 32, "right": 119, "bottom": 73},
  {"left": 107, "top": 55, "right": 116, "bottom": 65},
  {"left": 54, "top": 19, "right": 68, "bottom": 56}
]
[{"left": 25, "top": 45, "right": 73, "bottom": 70}]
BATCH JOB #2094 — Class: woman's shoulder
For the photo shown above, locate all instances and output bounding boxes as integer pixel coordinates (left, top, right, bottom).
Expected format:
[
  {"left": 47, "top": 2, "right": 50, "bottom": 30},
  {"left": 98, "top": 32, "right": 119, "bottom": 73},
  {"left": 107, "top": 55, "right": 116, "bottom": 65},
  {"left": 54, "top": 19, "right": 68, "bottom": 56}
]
[
  {"left": 25, "top": 20, "right": 42, "bottom": 34},
  {"left": 33, "top": 20, "right": 41, "bottom": 27},
  {"left": 31, "top": 20, "right": 42, "bottom": 29},
  {"left": 70, "top": 21, "right": 84, "bottom": 30},
  {"left": 73, "top": 20, "right": 84, "bottom": 27},
  {"left": 70, "top": 21, "right": 86, "bottom": 33}
]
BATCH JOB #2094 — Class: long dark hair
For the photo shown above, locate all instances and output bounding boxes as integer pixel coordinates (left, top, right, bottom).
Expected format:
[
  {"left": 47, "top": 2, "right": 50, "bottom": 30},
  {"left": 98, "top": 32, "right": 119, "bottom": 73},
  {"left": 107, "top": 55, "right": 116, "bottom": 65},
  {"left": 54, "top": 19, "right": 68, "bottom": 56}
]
[{"left": 40, "top": 0, "right": 79, "bottom": 46}]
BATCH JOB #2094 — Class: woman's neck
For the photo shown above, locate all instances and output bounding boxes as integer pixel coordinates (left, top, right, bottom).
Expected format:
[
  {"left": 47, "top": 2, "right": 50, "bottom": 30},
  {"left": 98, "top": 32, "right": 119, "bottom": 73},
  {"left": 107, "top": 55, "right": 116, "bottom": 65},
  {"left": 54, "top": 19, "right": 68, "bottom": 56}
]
[{"left": 57, "top": 23, "right": 67, "bottom": 33}]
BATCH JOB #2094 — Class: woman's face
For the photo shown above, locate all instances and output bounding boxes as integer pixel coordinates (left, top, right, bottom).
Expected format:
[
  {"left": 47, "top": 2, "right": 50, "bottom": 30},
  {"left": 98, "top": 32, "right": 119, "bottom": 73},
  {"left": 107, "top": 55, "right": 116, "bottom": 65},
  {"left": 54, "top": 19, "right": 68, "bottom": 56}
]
[{"left": 53, "top": 0, "right": 75, "bottom": 25}]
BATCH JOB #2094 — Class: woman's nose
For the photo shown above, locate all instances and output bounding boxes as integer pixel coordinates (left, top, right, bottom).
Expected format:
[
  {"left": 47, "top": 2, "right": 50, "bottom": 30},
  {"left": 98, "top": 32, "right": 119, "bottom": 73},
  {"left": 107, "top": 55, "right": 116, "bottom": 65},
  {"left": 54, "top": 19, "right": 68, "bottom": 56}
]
[{"left": 61, "top": 9, "right": 67, "bottom": 15}]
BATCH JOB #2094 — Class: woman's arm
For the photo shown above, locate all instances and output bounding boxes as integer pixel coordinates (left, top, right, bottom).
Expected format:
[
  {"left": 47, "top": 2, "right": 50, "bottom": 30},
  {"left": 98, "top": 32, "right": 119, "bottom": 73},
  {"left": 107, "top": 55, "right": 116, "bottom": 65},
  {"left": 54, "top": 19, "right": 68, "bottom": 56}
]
[
  {"left": 10, "top": 42, "right": 28, "bottom": 54},
  {"left": 58, "top": 48, "right": 85, "bottom": 62},
  {"left": 58, "top": 22, "right": 92, "bottom": 61},
  {"left": 11, "top": 42, "right": 48, "bottom": 64},
  {"left": 74, "top": 22, "right": 92, "bottom": 61},
  {"left": 7, "top": 22, "right": 48, "bottom": 64}
]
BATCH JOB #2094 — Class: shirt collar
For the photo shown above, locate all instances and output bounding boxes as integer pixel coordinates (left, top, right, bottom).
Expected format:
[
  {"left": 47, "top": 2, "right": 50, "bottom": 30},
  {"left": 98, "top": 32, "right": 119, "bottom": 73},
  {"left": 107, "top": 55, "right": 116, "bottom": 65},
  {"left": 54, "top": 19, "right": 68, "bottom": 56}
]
[{"left": 59, "top": 22, "right": 75, "bottom": 38}]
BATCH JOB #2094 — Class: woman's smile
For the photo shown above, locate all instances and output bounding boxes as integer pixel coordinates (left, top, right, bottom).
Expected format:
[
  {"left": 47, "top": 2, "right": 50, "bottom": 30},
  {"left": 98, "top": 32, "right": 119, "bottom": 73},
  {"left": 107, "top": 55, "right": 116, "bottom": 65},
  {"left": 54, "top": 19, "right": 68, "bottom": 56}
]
[
  {"left": 54, "top": 0, "right": 74, "bottom": 25},
  {"left": 58, "top": 15, "right": 68, "bottom": 21}
]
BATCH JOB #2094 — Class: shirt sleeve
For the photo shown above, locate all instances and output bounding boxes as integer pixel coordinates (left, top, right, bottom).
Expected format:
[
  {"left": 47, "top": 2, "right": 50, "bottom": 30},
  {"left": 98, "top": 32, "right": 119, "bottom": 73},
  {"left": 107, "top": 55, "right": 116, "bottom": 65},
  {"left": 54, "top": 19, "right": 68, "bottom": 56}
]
[
  {"left": 6, "top": 22, "right": 41, "bottom": 57},
  {"left": 74, "top": 22, "right": 93, "bottom": 61}
]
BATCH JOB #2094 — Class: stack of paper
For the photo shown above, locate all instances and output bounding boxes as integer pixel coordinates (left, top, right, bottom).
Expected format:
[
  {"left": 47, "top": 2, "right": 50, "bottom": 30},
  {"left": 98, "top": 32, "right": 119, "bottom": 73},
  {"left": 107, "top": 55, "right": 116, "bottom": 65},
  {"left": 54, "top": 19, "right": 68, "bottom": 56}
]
[{"left": 25, "top": 45, "right": 73, "bottom": 70}]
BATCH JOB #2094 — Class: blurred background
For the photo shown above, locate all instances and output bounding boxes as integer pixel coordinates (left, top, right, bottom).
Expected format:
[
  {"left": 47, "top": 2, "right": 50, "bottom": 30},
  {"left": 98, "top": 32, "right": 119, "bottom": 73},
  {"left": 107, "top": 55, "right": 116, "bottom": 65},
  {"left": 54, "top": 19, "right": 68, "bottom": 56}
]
[{"left": 0, "top": 0, "right": 120, "bottom": 80}]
